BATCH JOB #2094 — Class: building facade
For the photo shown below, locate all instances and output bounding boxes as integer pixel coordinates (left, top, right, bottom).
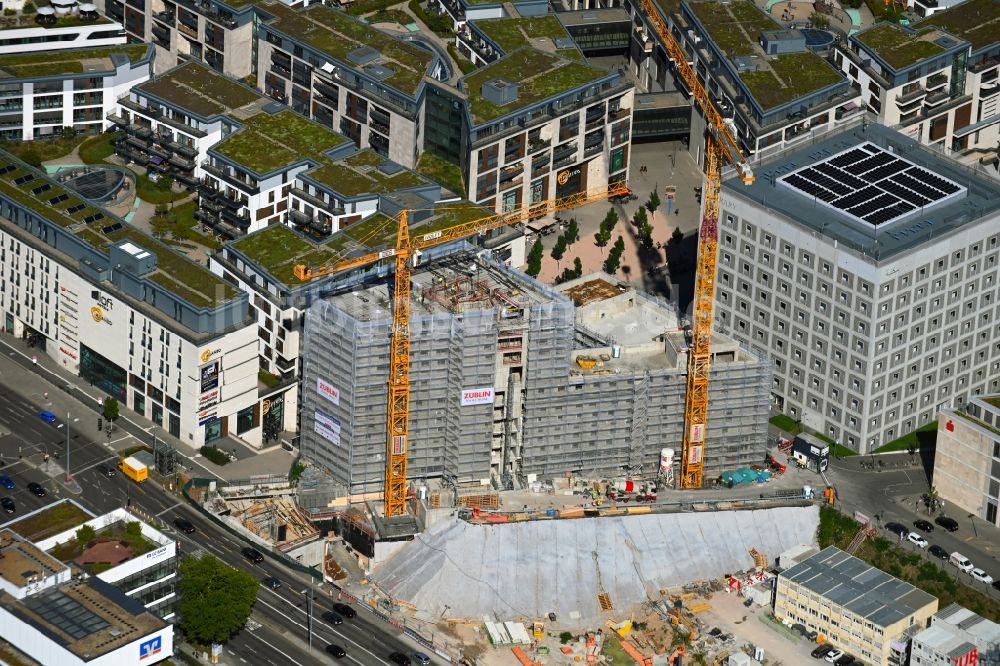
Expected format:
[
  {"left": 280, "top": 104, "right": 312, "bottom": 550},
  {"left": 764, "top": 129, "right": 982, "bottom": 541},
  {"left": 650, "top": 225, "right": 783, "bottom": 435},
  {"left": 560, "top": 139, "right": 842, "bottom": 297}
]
[
  {"left": 910, "top": 603, "right": 1000, "bottom": 666},
  {"left": 775, "top": 546, "right": 938, "bottom": 666},
  {"left": 714, "top": 121, "right": 1000, "bottom": 453},
  {"left": 934, "top": 395, "right": 1000, "bottom": 527}
]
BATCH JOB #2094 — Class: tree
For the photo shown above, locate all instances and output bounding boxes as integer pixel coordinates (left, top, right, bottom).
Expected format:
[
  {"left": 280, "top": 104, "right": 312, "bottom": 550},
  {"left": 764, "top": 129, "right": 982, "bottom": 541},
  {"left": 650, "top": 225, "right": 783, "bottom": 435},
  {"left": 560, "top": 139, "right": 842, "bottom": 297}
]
[
  {"left": 671, "top": 226, "right": 685, "bottom": 245},
  {"left": 76, "top": 524, "right": 95, "bottom": 545},
  {"left": 604, "top": 236, "right": 626, "bottom": 274},
  {"left": 525, "top": 238, "right": 543, "bottom": 278},
  {"left": 125, "top": 521, "right": 142, "bottom": 538},
  {"left": 639, "top": 221, "right": 655, "bottom": 248},
  {"left": 633, "top": 205, "right": 648, "bottom": 228},
  {"left": 572, "top": 257, "right": 582, "bottom": 277},
  {"left": 594, "top": 229, "right": 611, "bottom": 252},
  {"left": 156, "top": 174, "right": 174, "bottom": 191},
  {"left": 809, "top": 11, "right": 830, "bottom": 29},
  {"left": 177, "top": 553, "right": 259, "bottom": 647},
  {"left": 601, "top": 208, "right": 619, "bottom": 233},
  {"left": 565, "top": 218, "right": 579, "bottom": 244},
  {"left": 102, "top": 397, "right": 119, "bottom": 429},
  {"left": 550, "top": 236, "right": 567, "bottom": 268},
  {"left": 647, "top": 189, "right": 661, "bottom": 213}
]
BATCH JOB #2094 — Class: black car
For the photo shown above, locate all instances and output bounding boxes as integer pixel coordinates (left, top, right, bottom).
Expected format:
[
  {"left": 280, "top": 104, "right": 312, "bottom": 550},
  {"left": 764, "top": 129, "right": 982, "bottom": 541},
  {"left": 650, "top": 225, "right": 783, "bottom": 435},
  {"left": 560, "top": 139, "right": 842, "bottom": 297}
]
[
  {"left": 331, "top": 602, "right": 356, "bottom": 618},
  {"left": 1, "top": 497, "right": 14, "bottom": 513},
  {"left": 27, "top": 482, "right": 46, "bottom": 497},
  {"left": 173, "top": 518, "right": 196, "bottom": 534},
  {"left": 834, "top": 655, "right": 855, "bottom": 666},
  {"left": 913, "top": 519, "right": 934, "bottom": 532},
  {"left": 97, "top": 463, "right": 116, "bottom": 477},
  {"left": 321, "top": 611, "right": 343, "bottom": 625},
  {"left": 928, "top": 545, "right": 949, "bottom": 560},
  {"left": 811, "top": 644, "right": 833, "bottom": 659},
  {"left": 791, "top": 623, "right": 807, "bottom": 637},
  {"left": 262, "top": 577, "right": 282, "bottom": 590},
  {"left": 885, "top": 522, "right": 908, "bottom": 538},
  {"left": 241, "top": 547, "right": 264, "bottom": 564},
  {"left": 388, "top": 653, "right": 411, "bottom": 666},
  {"left": 325, "top": 644, "right": 346, "bottom": 659},
  {"left": 935, "top": 516, "right": 960, "bottom": 532}
]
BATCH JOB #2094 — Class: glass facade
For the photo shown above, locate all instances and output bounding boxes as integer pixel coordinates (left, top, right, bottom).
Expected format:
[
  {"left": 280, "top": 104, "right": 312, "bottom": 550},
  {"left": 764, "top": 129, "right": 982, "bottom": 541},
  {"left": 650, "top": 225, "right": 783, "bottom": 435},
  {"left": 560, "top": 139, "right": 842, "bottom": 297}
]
[
  {"left": 423, "top": 85, "right": 465, "bottom": 166},
  {"left": 81, "top": 344, "right": 127, "bottom": 401},
  {"left": 237, "top": 405, "right": 254, "bottom": 434}
]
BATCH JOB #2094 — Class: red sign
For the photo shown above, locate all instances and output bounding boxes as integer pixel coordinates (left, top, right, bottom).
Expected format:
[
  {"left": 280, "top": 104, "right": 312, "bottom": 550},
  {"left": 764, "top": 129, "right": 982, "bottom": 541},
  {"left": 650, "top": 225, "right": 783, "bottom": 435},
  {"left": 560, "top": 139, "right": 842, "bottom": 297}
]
[
  {"left": 952, "top": 648, "right": 978, "bottom": 666},
  {"left": 946, "top": 420, "right": 955, "bottom": 432},
  {"left": 59, "top": 346, "right": 78, "bottom": 360}
]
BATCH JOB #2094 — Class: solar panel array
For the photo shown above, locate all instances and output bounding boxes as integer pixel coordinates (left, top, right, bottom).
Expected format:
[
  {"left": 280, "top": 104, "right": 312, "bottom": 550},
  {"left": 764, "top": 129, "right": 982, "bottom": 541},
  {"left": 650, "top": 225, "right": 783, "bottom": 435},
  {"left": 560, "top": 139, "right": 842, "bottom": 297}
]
[
  {"left": 24, "top": 589, "right": 110, "bottom": 640},
  {"left": 777, "top": 142, "right": 965, "bottom": 227}
]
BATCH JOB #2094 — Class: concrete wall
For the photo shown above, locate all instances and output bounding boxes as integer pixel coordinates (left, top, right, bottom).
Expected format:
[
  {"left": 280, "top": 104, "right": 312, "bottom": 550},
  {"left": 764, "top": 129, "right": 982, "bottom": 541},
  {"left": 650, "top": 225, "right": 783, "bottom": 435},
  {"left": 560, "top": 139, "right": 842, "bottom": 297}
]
[{"left": 934, "top": 405, "right": 1000, "bottom": 526}]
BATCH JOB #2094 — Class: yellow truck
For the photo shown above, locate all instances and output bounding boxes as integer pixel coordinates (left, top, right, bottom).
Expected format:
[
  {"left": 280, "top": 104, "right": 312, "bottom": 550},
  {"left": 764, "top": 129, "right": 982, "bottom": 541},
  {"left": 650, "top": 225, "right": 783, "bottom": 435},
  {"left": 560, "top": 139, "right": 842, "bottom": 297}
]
[{"left": 119, "top": 456, "right": 148, "bottom": 483}]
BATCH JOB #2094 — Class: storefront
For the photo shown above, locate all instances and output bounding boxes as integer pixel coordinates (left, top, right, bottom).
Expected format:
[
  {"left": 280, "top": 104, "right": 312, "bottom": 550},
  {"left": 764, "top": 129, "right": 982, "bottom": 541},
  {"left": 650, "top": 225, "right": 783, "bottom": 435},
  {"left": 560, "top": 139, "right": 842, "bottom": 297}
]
[{"left": 80, "top": 344, "right": 127, "bottom": 401}]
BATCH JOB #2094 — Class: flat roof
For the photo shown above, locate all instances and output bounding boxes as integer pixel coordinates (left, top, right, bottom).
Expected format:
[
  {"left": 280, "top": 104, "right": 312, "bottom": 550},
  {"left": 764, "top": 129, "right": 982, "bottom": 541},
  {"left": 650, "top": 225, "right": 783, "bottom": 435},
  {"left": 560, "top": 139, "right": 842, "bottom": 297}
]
[
  {"left": 0, "top": 44, "right": 148, "bottom": 80},
  {"left": 260, "top": 2, "right": 434, "bottom": 97},
  {"left": 0, "top": 154, "right": 240, "bottom": 308},
  {"left": 0, "top": 530, "right": 67, "bottom": 589},
  {"left": 462, "top": 47, "right": 612, "bottom": 124},
  {"left": 473, "top": 15, "right": 571, "bottom": 53},
  {"left": 853, "top": 23, "right": 959, "bottom": 71},
  {"left": 1, "top": 577, "right": 164, "bottom": 660},
  {"left": 780, "top": 546, "right": 937, "bottom": 627},
  {"left": 721, "top": 122, "right": 1000, "bottom": 262},
  {"left": 302, "top": 150, "right": 429, "bottom": 198},
  {"left": 0, "top": 13, "right": 114, "bottom": 33},
  {"left": 556, "top": 8, "right": 631, "bottom": 26},
  {"left": 211, "top": 108, "right": 349, "bottom": 175},
  {"left": 135, "top": 61, "right": 264, "bottom": 119},
  {"left": 934, "top": 603, "right": 1000, "bottom": 643},
  {"left": 917, "top": 0, "right": 1000, "bottom": 52},
  {"left": 228, "top": 202, "right": 491, "bottom": 286},
  {"left": 687, "top": 0, "right": 843, "bottom": 111}
]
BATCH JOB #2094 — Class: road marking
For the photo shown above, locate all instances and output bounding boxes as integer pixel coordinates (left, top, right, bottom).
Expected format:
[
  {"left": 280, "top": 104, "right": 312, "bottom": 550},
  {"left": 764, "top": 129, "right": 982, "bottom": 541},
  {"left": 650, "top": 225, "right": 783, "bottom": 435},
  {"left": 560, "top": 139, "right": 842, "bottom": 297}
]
[
  {"left": 72, "top": 457, "right": 118, "bottom": 475},
  {"left": 245, "top": 628, "right": 305, "bottom": 666},
  {"left": 155, "top": 501, "right": 182, "bottom": 517}
]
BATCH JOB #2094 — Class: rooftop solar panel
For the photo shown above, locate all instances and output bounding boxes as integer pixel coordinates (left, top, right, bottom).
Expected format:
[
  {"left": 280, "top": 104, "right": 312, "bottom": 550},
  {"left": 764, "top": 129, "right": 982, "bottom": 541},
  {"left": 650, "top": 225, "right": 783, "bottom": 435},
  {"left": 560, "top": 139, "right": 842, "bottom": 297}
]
[{"left": 777, "top": 142, "right": 966, "bottom": 228}]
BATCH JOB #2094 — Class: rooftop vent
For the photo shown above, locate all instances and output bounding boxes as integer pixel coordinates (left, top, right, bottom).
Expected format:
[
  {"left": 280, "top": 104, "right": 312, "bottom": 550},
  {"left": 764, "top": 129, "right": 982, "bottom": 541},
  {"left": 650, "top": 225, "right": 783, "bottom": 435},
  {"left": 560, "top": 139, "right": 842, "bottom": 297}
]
[
  {"left": 554, "top": 37, "right": 575, "bottom": 49},
  {"left": 733, "top": 55, "right": 759, "bottom": 72},
  {"left": 481, "top": 78, "right": 519, "bottom": 106},
  {"left": 364, "top": 63, "right": 395, "bottom": 81},
  {"left": 377, "top": 161, "right": 404, "bottom": 175},
  {"left": 934, "top": 36, "right": 955, "bottom": 47},
  {"left": 348, "top": 45, "right": 381, "bottom": 66}
]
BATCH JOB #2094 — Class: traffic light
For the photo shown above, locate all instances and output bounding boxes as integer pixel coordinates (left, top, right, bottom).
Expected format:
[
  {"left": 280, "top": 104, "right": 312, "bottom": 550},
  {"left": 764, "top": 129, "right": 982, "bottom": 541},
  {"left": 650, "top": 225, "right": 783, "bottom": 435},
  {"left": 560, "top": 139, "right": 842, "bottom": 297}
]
[{"left": 97, "top": 418, "right": 103, "bottom": 431}]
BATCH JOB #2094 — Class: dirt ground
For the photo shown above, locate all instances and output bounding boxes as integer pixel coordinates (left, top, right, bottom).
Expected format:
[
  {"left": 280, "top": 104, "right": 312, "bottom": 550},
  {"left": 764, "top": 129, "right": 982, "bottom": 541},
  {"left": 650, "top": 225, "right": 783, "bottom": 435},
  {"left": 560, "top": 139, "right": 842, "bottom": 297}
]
[{"left": 699, "top": 589, "right": 819, "bottom": 665}]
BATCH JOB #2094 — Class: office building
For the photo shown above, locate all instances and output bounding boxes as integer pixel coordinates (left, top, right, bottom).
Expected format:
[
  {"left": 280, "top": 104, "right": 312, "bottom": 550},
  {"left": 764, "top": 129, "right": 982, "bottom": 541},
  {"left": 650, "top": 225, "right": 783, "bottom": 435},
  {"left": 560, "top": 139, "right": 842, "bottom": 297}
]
[
  {"left": 934, "top": 394, "right": 1000, "bottom": 527},
  {"left": 0, "top": 44, "right": 152, "bottom": 143},
  {"left": 297, "top": 255, "right": 770, "bottom": 502},
  {"left": 775, "top": 546, "right": 938, "bottom": 666},
  {"left": 713, "top": 120, "right": 1000, "bottom": 453},
  {"left": 910, "top": 603, "right": 1000, "bottom": 666}
]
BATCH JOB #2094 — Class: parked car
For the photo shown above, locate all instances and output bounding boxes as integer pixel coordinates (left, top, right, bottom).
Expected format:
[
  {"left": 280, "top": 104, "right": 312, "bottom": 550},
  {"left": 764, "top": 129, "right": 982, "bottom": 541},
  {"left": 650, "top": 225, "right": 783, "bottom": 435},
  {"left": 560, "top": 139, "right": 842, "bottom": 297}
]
[
  {"left": 38, "top": 411, "right": 57, "bottom": 424},
  {"left": 971, "top": 568, "right": 994, "bottom": 585},
  {"left": 332, "top": 602, "right": 356, "bottom": 619},
  {"left": 906, "top": 532, "right": 928, "bottom": 548},
  {"left": 791, "top": 623, "right": 808, "bottom": 637},
  {"left": 388, "top": 653, "right": 411, "bottom": 666},
  {"left": 825, "top": 649, "right": 844, "bottom": 663},
  {"left": 1, "top": 497, "right": 14, "bottom": 513},
  {"left": 97, "top": 463, "right": 116, "bottom": 477},
  {"left": 950, "top": 552, "right": 974, "bottom": 573},
  {"left": 935, "top": 516, "right": 960, "bottom": 532},
  {"left": 913, "top": 519, "right": 934, "bottom": 532},
  {"left": 412, "top": 652, "right": 431, "bottom": 665},
  {"left": 241, "top": 547, "right": 264, "bottom": 564},
  {"left": 27, "top": 482, "right": 45, "bottom": 497},
  {"left": 834, "top": 655, "right": 856, "bottom": 666},
  {"left": 325, "top": 644, "right": 346, "bottom": 659},
  {"left": 173, "top": 518, "right": 196, "bottom": 534},
  {"left": 321, "top": 611, "right": 343, "bottom": 625},
  {"left": 0, "top": 475, "right": 14, "bottom": 489},
  {"left": 262, "top": 577, "right": 282, "bottom": 590},
  {"left": 928, "top": 545, "right": 949, "bottom": 560},
  {"left": 885, "top": 522, "right": 908, "bottom": 538},
  {"left": 812, "top": 645, "right": 834, "bottom": 659}
]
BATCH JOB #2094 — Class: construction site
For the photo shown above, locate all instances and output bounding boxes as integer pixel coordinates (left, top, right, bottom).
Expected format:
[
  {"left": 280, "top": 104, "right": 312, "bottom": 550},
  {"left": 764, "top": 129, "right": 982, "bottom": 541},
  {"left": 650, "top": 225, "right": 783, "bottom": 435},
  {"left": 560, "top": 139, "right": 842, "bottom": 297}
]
[{"left": 296, "top": 256, "right": 771, "bottom": 516}]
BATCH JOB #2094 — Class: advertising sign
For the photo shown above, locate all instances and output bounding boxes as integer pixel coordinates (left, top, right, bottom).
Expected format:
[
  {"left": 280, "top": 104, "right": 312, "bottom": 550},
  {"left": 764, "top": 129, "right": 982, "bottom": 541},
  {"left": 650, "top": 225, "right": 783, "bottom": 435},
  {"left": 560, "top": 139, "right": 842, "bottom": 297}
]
[
  {"left": 139, "top": 636, "right": 162, "bottom": 660},
  {"left": 317, "top": 378, "right": 340, "bottom": 406},
  {"left": 314, "top": 409, "right": 341, "bottom": 446},
  {"left": 460, "top": 387, "right": 494, "bottom": 406},
  {"left": 201, "top": 361, "right": 220, "bottom": 393}
]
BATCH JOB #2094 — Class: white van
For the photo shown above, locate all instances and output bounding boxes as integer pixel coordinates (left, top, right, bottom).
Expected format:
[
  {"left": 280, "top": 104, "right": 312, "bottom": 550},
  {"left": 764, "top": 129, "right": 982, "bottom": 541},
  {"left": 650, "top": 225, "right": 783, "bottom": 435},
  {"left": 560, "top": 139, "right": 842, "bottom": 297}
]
[{"left": 950, "top": 552, "right": 974, "bottom": 573}]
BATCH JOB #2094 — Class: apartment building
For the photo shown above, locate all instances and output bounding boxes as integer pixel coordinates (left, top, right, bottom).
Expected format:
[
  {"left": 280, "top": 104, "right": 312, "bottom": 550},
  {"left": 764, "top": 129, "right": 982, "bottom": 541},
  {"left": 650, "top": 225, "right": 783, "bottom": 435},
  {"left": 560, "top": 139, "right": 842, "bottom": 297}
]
[
  {"left": 713, "top": 120, "right": 1000, "bottom": 454},
  {"left": 431, "top": 0, "right": 547, "bottom": 31},
  {"left": 834, "top": 1, "right": 1000, "bottom": 161},
  {"left": 456, "top": 15, "right": 578, "bottom": 67},
  {"left": 0, "top": 44, "right": 151, "bottom": 142},
  {"left": 775, "top": 546, "right": 938, "bottom": 666},
  {"left": 910, "top": 604, "right": 1000, "bottom": 666},
  {"left": 0, "top": 147, "right": 271, "bottom": 447},
  {"left": 934, "top": 394, "right": 1000, "bottom": 527},
  {"left": 0, "top": 5, "right": 126, "bottom": 55}
]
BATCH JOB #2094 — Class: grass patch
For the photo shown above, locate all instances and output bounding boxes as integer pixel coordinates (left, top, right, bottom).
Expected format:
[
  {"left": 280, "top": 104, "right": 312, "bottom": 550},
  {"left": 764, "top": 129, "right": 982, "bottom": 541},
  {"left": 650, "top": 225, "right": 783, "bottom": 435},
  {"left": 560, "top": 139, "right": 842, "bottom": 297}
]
[
  {"left": 345, "top": 0, "right": 397, "bottom": 16},
  {"left": 0, "top": 133, "right": 88, "bottom": 166},
  {"left": 137, "top": 61, "right": 263, "bottom": 118},
  {"left": 831, "top": 444, "right": 857, "bottom": 458},
  {"left": 917, "top": 0, "right": 1000, "bottom": 51},
  {"left": 0, "top": 43, "right": 148, "bottom": 79},
  {"left": 213, "top": 109, "right": 348, "bottom": 175},
  {"left": 475, "top": 16, "right": 569, "bottom": 53},
  {"left": 151, "top": 200, "right": 222, "bottom": 250},
  {"left": 200, "top": 446, "right": 230, "bottom": 466},
  {"left": 416, "top": 151, "right": 465, "bottom": 195},
  {"left": 304, "top": 149, "right": 427, "bottom": 196},
  {"left": 48, "top": 520, "right": 160, "bottom": 568},
  {"left": 79, "top": 132, "right": 117, "bottom": 165},
  {"left": 874, "top": 421, "right": 938, "bottom": 453},
  {"left": 135, "top": 174, "right": 188, "bottom": 204},
  {"left": 855, "top": 24, "right": 946, "bottom": 70},
  {"left": 259, "top": 370, "right": 281, "bottom": 387},
  {"left": 7, "top": 502, "right": 91, "bottom": 542},
  {"left": 740, "top": 53, "right": 842, "bottom": 110},
  {"left": 369, "top": 8, "right": 413, "bottom": 25},
  {"left": 769, "top": 414, "right": 801, "bottom": 434},
  {"left": 818, "top": 507, "right": 1000, "bottom": 619},
  {"left": 770, "top": 415, "right": 856, "bottom": 455},
  {"left": 407, "top": 0, "right": 453, "bottom": 37},
  {"left": 448, "top": 44, "right": 477, "bottom": 74},
  {"left": 600, "top": 633, "right": 634, "bottom": 666}
]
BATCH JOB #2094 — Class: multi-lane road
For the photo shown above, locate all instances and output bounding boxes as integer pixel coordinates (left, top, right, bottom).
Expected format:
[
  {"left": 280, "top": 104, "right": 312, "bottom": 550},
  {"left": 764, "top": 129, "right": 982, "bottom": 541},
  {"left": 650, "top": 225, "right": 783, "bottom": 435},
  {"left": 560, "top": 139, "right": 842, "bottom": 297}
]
[{"left": 0, "top": 355, "right": 436, "bottom": 666}]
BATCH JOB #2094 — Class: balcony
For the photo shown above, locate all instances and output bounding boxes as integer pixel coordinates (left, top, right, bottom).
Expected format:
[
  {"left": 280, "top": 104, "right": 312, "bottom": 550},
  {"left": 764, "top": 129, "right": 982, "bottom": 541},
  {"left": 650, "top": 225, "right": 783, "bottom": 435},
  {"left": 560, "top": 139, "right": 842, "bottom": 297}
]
[
  {"left": 585, "top": 113, "right": 605, "bottom": 131},
  {"left": 895, "top": 86, "right": 926, "bottom": 107},
  {"left": 177, "top": 21, "right": 198, "bottom": 38},
  {"left": 152, "top": 9, "right": 174, "bottom": 22},
  {"left": 528, "top": 139, "right": 550, "bottom": 154},
  {"left": 174, "top": 171, "right": 199, "bottom": 188},
  {"left": 923, "top": 89, "right": 950, "bottom": 107},
  {"left": 925, "top": 73, "right": 948, "bottom": 91},
  {"left": 151, "top": 22, "right": 170, "bottom": 39},
  {"left": 608, "top": 107, "right": 629, "bottom": 123},
  {"left": 369, "top": 120, "right": 390, "bottom": 136},
  {"left": 221, "top": 207, "right": 250, "bottom": 228},
  {"left": 168, "top": 140, "right": 197, "bottom": 158},
  {"left": 125, "top": 134, "right": 150, "bottom": 150},
  {"left": 553, "top": 154, "right": 576, "bottom": 170},
  {"left": 552, "top": 142, "right": 577, "bottom": 162},
  {"left": 107, "top": 113, "right": 127, "bottom": 126},
  {"left": 169, "top": 154, "right": 195, "bottom": 170},
  {"left": 199, "top": 197, "right": 224, "bottom": 213},
  {"left": 583, "top": 143, "right": 604, "bottom": 158}
]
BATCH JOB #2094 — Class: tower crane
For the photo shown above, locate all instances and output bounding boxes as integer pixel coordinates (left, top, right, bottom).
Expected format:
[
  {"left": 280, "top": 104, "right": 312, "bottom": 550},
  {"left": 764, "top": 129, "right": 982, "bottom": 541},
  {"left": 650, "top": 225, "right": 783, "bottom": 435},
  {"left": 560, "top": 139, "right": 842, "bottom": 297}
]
[
  {"left": 294, "top": 182, "right": 628, "bottom": 516},
  {"left": 636, "top": 0, "right": 756, "bottom": 488}
]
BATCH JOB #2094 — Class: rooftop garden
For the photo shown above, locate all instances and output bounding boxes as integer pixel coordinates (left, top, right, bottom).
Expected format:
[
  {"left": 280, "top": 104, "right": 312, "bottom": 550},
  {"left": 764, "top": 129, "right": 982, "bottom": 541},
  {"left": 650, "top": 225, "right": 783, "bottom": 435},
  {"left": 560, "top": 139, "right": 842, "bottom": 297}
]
[
  {"left": 0, "top": 8, "right": 113, "bottom": 32},
  {"left": 263, "top": 3, "right": 432, "bottom": 96},
  {"left": 917, "top": 0, "right": 1000, "bottom": 52},
  {"left": 855, "top": 24, "right": 947, "bottom": 70},
  {"left": 48, "top": 520, "right": 160, "bottom": 574},
  {"left": 463, "top": 48, "right": 610, "bottom": 123},
  {"left": 740, "top": 52, "right": 843, "bottom": 110},
  {"left": 475, "top": 16, "right": 570, "bottom": 53},
  {"left": 416, "top": 151, "right": 465, "bottom": 195},
  {"left": 0, "top": 44, "right": 149, "bottom": 79},
  {"left": 304, "top": 150, "right": 428, "bottom": 197},
  {"left": 137, "top": 61, "right": 262, "bottom": 118},
  {"left": 213, "top": 109, "right": 348, "bottom": 175},
  {"left": 983, "top": 396, "right": 1000, "bottom": 409},
  {"left": 6, "top": 501, "right": 91, "bottom": 542},
  {"left": 690, "top": 0, "right": 776, "bottom": 57}
]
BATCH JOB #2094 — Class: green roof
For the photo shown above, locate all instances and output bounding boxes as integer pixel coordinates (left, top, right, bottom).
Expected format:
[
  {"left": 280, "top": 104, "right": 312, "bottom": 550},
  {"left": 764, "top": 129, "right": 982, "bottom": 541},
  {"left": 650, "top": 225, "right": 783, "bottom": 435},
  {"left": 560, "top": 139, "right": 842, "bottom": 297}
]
[
  {"left": 231, "top": 202, "right": 492, "bottom": 285},
  {"left": 0, "top": 152, "right": 239, "bottom": 309},
  {"left": 474, "top": 16, "right": 570, "bottom": 53},
  {"left": 136, "top": 61, "right": 263, "bottom": 118},
  {"left": 260, "top": 2, "right": 433, "bottom": 96},
  {"left": 855, "top": 24, "right": 948, "bottom": 70},
  {"left": 463, "top": 48, "right": 611, "bottom": 124},
  {"left": 982, "top": 395, "right": 1000, "bottom": 409},
  {"left": 690, "top": 0, "right": 843, "bottom": 110},
  {"left": 415, "top": 151, "right": 465, "bottom": 195},
  {"left": 0, "top": 44, "right": 149, "bottom": 79},
  {"left": 917, "top": 0, "right": 1000, "bottom": 52},
  {"left": 213, "top": 109, "right": 349, "bottom": 174},
  {"left": 303, "top": 150, "right": 428, "bottom": 197},
  {"left": 0, "top": 13, "right": 114, "bottom": 32}
]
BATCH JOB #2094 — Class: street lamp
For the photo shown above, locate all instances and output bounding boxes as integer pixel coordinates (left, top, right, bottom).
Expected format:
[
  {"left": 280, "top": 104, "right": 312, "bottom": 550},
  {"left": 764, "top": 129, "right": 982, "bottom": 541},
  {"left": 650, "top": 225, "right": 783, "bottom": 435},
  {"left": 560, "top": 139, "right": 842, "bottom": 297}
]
[
  {"left": 63, "top": 412, "right": 79, "bottom": 482},
  {"left": 300, "top": 575, "right": 315, "bottom": 650},
  {"left": 968, "top": 513, "right": 978, "bottom": 538}
]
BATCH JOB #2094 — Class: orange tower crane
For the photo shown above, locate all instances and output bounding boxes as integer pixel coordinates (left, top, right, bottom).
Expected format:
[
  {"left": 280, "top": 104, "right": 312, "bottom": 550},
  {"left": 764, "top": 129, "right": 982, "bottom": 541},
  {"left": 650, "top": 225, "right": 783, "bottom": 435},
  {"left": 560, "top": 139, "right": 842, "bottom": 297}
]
[
  {"left": 636, "top": 0, "right": 756, "bottom": 488},
  {"left": 294, "top": 183, "right": 628, "bottom": 516}
]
